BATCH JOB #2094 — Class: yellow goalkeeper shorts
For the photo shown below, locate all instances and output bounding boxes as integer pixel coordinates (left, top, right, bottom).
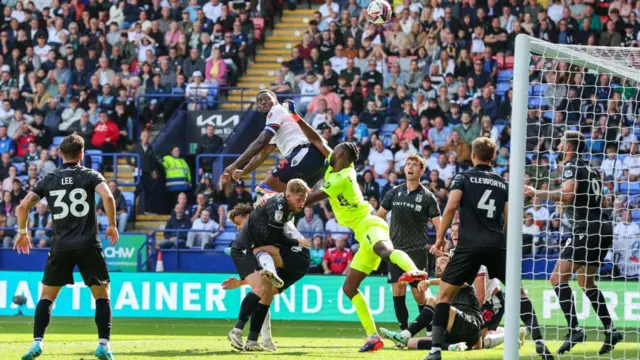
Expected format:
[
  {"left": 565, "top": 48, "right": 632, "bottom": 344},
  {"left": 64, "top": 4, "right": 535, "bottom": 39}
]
[{"left": 349, "top": 215, "right": 389, "bottom": 275}]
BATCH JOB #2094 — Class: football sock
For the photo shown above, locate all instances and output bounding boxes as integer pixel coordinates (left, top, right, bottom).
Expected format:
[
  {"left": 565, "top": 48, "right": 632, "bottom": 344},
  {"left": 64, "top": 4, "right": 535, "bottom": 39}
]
[
  {"left": 260, "top": 310, "right": 272, "bottom": 341},
  {"left": 352, "top": 291, "right": 377, "bottom": 337},
  {"left": 520, "top": 296, "right": 543, "bottom": 340},
  {"left": 95, "top": 298, "right": 112, "bottom": 344},
  {"left": 417, "top": 304, "right": 431, "bottom": 332},
  {"left": 414, "top": 339, "right": 453, "bottom": 350},
  {"left": 392, "top": 295, "right": 409, "bottom": 330},
  {"left": 585, "top": 287, "right": 612, "bottom": 329},
  {"left": 483, "top": 332, "right": 506, "bottom": 349},
  {"left": 248, "top": 303, "right": 270, "bottom": 342},
  {"left": 430, "top": 302, "right": 450, "bottom": 354},
  {"left": 389, "top": 250, "right": 418, "bottom": 272},
  {"left": 33, "top": 299, "right": 53, "bottom": 341},
  {"left": 408, "top": 304, "right": 434, "bottom": 336},
  {"left": 553, "top": 283, "right": 579, "bottom": 330},
  {"left": 235, "top": 292, "right": 260, "bottom": 330},
  {"left": 256, "top": 251, "right": 277, "bottom": 273}
]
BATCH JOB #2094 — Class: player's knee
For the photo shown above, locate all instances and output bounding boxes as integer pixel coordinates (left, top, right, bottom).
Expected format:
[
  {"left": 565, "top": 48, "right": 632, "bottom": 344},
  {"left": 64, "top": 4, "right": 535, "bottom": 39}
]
[
  {"left": 391, "top": 282, "right": 406, "bottom": 296},
  {"left": 425, "top": 297, "right": 436, "bottom": 307},
  {"left": 549, "top": 273, "right": 560, "bottom": 286},
  {"left": 90, "top": 284, "right": 110, "bottom": 299},
  {"left": 373, "top": 242, "right": 393, "bottom": 260},
  {"left": 342, "top": 283, "right": 357, "bottom": 299}
]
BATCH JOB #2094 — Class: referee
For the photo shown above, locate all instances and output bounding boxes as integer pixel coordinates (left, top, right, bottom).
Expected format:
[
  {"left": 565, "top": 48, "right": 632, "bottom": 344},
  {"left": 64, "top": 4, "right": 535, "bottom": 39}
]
[{"left": 377, "top": 154, "right": 441, "bottom": 331}]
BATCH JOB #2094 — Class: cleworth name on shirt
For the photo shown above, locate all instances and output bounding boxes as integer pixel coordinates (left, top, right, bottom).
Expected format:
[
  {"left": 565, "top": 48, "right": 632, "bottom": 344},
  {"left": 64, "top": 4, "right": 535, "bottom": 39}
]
[{"left": 469, "top": 176, "right": 507, "bottom": 190}]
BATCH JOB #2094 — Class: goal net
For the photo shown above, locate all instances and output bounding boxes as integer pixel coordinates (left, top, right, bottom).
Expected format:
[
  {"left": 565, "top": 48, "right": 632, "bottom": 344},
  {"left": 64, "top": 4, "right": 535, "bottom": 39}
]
[{"left": 505, "top": 35, "right": 640, "bottom": 359}]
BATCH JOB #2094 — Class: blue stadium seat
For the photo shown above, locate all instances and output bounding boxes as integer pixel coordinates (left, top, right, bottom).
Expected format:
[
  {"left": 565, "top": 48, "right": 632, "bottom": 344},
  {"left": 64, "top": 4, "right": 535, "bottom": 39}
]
[
  {"left": 375, "top": 178, "right": 388, "bottom": 190},
  {"left": 53, "top": 136, "right": 65, "bottom": 147},
  {"left": 18, "top": 175, "right": 28, "bottom": 183},
  {"left": 122, "top": 192, "right": 134, "bottom": 214},
  {"left": 85, "top": 150, "right": 103, "bottom": 170},
  {"left": 497, "top": 70, "right": 513, "bottom": 83},
  {"left": 543, "top": 110, "right": 554, "bottom": 121},
  {"left": 528, "top": 97, "right": 547, "bottom": 108},
  {"left": 14, "top": 163, "right": 24, "bottom": 174},
  {"left": 494, "top": 119, "right": 509, "bottom": 125},
  {"left": 531, "top": 84, "right": 548, "bottom": 97},
  {"left": 495, "top": 124, "right": 505, "bottom": 134},
  {"left": 632, "top": 209, "right": 640, "bottom": 222},
  {"left": 496, "top": 82, "right": 511, "bottom": 97},
  {"left": 618, "top": 182, "right": 640, "bottom": 195},
  {"left": 380, "top": 123, "right": 398, "bottom": 136}
]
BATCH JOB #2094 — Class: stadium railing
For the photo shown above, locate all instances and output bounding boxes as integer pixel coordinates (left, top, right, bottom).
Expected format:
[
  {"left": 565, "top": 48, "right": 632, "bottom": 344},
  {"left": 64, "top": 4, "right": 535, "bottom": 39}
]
[
  {"left": 195, "top": 153, "right": 280, "bottom": 190},
  {"left": 55, "top": 152, "right": 140, "bottom": 186}
]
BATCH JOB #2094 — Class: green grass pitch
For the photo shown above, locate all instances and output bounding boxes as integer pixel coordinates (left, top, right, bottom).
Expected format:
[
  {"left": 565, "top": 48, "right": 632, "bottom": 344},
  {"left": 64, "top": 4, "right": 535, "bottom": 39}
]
[{"left": 0, "top": 317, "right": 638, "bottom": 359}]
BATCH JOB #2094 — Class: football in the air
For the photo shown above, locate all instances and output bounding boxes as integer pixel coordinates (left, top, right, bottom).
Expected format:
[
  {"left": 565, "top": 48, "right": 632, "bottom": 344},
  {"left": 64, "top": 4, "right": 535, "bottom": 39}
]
[{"left": 367, "top": 0, "right": 392, "bottom": 25}]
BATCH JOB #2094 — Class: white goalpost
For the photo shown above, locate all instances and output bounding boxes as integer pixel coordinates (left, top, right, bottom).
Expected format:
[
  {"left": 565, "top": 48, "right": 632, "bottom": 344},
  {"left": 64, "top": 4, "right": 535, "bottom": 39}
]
[{"left": 506, "top": 34, "right": 640, "bottom": 359}]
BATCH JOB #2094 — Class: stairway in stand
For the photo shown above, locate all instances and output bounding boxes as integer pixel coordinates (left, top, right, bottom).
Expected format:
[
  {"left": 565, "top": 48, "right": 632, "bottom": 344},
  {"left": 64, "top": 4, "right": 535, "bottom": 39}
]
[{"left": 221, "top": 9, "right": 315, "bottom": 110}]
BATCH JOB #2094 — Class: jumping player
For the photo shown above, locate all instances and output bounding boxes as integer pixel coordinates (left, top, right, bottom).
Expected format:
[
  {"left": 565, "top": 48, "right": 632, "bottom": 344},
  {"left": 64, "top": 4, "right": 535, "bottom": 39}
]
[
  {"left": 14, "top": 134, "right": 119, "bottom": 360},
  {"left": 377, "top": 154, "right": 441, "bottom": 331},
  {"left": 427, "top": 137, "right": 552, "bottom": 360},
  {"left": 222, "top": 90, "right": 328, "bottom": 203},
  {"left": 227, "top": 180, "right": 311, "bottom": 351},
  {"left": 524, "top": 131, "right": 623, "bottom": 355},
  {"left": 286, "top": 101, "right": 428, "bottom": 352}
]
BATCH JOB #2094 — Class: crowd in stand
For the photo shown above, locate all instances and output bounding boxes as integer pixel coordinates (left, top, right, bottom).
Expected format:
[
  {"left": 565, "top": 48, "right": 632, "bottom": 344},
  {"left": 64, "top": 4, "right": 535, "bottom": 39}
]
[{"left": 0, "top": 0, "right": 637, "bottom": 277}]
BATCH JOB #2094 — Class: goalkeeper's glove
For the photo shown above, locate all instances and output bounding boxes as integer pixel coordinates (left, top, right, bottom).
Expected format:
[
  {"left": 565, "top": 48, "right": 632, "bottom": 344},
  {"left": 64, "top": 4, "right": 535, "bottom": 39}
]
[{"left": 283, "top": 99, "right": 302, "bottom": 122}]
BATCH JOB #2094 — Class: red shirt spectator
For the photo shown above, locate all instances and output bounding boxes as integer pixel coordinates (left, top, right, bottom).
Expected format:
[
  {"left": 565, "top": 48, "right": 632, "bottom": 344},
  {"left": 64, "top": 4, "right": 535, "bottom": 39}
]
[
  {"left": 13, "top": 122, "right": 35, "bottom": 158},
  {"left": 91, "top": 111, "right": 120, "bottom": 149},
  {"left": 322, "top": 238, "right": 353, "bottom": 274},
  {"left": 394, "top": 117, "right": 416, "bottom": 142}
]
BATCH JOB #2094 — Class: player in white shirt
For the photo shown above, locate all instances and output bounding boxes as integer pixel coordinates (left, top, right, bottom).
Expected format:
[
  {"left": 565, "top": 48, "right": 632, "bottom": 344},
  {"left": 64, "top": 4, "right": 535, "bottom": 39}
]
[
  {"left": 612, "top": 209, "right": 640, "bottom": 278},
  {"left": 223, "top": 90, "right": 328, "bottom": 202},
  {"left": 621, "top": 142, "right": 640, "bottom": 181}
]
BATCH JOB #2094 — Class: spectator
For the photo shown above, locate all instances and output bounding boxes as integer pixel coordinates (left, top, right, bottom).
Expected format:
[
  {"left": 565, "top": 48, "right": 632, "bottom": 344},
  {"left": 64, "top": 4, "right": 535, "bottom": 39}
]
[
  {"left": 0, "top": 213, "right": 16, "bottom": 248},
  {"left": 0, "top": 126, "right": 14, "bottom": 156},
  {"left": 428, "top": 116, "right": 452, "bottom": 152},
  {"left": 601, "top": 145, "right": 624, "bottom": 181},
  {"left": 97, "top": 180, "right": 129, "bottom": 234},
  {"left": 28, "top": 202, "right": 52, "bottom": 248},
  {"left": 526, "top": 197, "right": 551, "bottom": 227},
  {"left": 322, "top": 237, "right": 353, "bottom": 275},
  {"left": 91, "top": 111, "right": 120, "bottom": 156},
  {"left": 343, "top": 114, "right": 369, "bottom": 142},
  {"left": 621, "top": 142, "right": 640, "bottom": 181},
  {"left": 297, "top": 206, "right": 325, "bottom": 236},
  {"left": 367, "top": 139, "right": 394, "bottom": 179},
  {"left": 227, "top": 179, "right": 252, "bottom": 210},
  {"left": 195, "top": 124, "right": 223, "bottom": 175},
  {"left": 1, "top": 166, "right": 17, "bottom": 192},
  {"left": 393, "top": 139, "right": 418, "bottom": 173},
  {"left": 612, "top": 209, "right": 640, "bottom": 278},
  {"left": 308, "top": 234, "right": 326, "bottom": 274},
  {"left": 186, "top": 208, "right": 218, "bottom": 249},
  {"left": 162, "top": 203, "right": 193, "bottom": 249},
  {"left": 522, "top": 212, "right": 542, "bottom": 255},
  {"left": 307, "top": 83, "right": 341, "bottom": 115}
]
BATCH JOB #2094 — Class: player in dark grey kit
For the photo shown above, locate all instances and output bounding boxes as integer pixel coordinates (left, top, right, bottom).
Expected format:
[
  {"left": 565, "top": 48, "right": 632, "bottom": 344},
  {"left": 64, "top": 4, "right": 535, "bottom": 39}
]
[
  {"left": 425, "top": 137, "right": 552, "bottom": 360},
  {"left": 524, "top": 131, "right": 622, "bottom": 355},
  {"left": 13, "top": 134, "right": 119, "bottom": 360},
  {"left": 376, "top": 154, "right": 441, "bottom": 331},
  {"left": 227, "top": 179, "right": 311, "bottom": 351}
]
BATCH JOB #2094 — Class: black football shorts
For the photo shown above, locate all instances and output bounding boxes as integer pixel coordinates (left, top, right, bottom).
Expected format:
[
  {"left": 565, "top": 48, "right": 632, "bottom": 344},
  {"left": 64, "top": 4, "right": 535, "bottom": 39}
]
[{"left": 42, "top": 246, "right": 110, "bottom": 287}]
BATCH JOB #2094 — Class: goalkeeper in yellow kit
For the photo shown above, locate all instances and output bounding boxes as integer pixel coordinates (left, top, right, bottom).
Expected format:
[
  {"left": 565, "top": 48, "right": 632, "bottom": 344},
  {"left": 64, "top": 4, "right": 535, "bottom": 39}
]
[{"left": 283, "top": 100, "right": 428, "bottom": 352}]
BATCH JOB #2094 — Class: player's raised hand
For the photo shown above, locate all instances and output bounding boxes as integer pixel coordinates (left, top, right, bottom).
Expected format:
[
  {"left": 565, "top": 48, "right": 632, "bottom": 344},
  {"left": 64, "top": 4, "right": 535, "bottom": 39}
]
[
  {"left": 231, "top": 169, "right": 244, "bottom": 181},
  {"left": 13, "top": 233, "right": 32, "bottom": 255},
  {"left": 282, "top": 99, "right": 298, "bottom": 115},
  {"left": 222, "top": 277, "right": 241, "bottom": 290},
  {"left": 105, "top": 225, "right": 119, "bottom": 246},
  {"left": 222, "top": 164, "right": 237, "bottom": 181},
  {"left": 298, "top": 239, "right": 311, "bottom": 248}
]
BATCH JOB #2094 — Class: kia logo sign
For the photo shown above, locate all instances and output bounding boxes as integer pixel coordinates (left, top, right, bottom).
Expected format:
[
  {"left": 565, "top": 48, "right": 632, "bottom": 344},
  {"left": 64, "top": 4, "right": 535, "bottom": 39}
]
[{"left": 196, "top": 114, "right": 240, "bottom": 129}]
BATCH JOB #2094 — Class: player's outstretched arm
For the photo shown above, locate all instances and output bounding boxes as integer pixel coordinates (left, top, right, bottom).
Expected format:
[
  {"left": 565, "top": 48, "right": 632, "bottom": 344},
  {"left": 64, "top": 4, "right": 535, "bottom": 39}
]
[
  {"left": 96, "top": 182, "right": 119, "bottom": 246},
  {"left": 234, "top": 144, "right": 277, "bottom": 180},
  {"left": 14, "top": 192, "right": 41, "bottom": 254},
  {"left": 224, "top": 130, "right": 275, "bottom": 177},
  {"left": 524, "top": 179, "right": 576, "bottom": 203},
  {"left": 284, "top": 100, "right": 332, "bottom": 158},
  {"left": 304, "top": 189, "right": 329, "bottom": 207}
]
